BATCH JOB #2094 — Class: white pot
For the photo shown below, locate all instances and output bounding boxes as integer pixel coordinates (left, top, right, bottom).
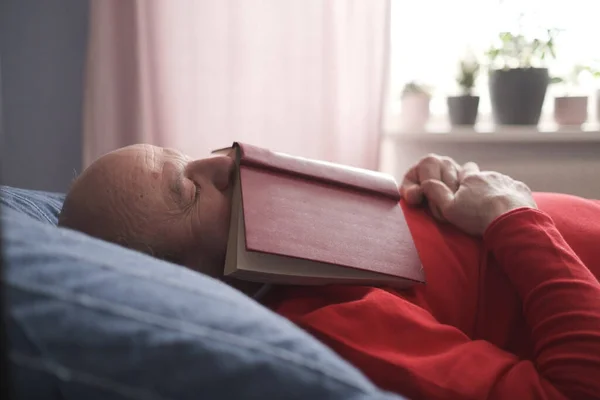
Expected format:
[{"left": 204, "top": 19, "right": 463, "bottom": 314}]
[
  {"left": 554, "top": 96, "right": 588, "bottom": 127},
  {"left": 400, "top": 93, "right": 431, "bottom": 131}
]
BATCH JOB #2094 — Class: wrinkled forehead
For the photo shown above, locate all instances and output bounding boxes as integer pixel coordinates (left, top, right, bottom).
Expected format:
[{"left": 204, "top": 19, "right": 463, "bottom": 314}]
[
  {"left": 132, "top": 144, "right": 189, "bottom": 166},
  {"left": 116, "top": 145, "right": 193, "bottom": 206},
  {"left": 125, "top": 144, "right": 162, "bottom": 173},
  {"left": 111, "top": 144, "right": 184, "bottom": 175},
  {"left": 138, "top": 145, "right": 163, "bottom": 182},
  {"left": 91, "top": 144, "right": 165, "bottom": 203},
  {"left": 99, "top": 145, "right": 172, "bottom": 231}
]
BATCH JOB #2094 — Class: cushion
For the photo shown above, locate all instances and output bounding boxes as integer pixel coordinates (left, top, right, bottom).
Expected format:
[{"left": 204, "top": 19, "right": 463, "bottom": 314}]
[
  {"left": 1, "top": 186, "right": 65, "bottom": 225},
  {"left": 1, "top": 186, "right": 401, "bottom": 400}
]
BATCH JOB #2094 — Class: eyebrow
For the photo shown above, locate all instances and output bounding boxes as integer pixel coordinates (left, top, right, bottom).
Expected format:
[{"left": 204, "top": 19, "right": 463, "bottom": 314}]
[
  {"left": 161, "top": 147, "right": 189, "bottom": 205},
  {"left": 164, "top": 163, "right": 186, "bottom": 205},
  {"left": 171, "top": 172, "right": 185, "bottom": 203}
]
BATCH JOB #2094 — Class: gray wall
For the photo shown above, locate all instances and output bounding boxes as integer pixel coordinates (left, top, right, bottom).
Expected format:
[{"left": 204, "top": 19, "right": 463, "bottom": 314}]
[{"left": 0, "top": 0, "right": 89, "bottom": 192}]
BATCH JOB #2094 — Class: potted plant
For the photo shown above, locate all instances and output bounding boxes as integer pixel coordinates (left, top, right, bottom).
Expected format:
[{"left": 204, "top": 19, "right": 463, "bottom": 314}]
[
  {"left": 486, "top": 29, "right": 558, "bottom": 125},
  {"left": 587, "top": 61, "right": 600, "bottom": 123},
  {"left": 551, "top": 65, "right": 593, "bottom": 127},
  {"left": 399, "top": 81, "right": 431, "bottom": 131},
  {"left": 447, "top": 58, "right": 480, "bottom": 127}
]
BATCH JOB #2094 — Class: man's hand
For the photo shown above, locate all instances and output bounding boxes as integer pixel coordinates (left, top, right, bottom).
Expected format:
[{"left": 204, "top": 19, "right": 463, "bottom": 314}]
[
  {"left": 420, "top": 162, "right": 538, "bottom": 235},
  {"left": 400, "top": 154, "right": 462, "bottom": 219}
]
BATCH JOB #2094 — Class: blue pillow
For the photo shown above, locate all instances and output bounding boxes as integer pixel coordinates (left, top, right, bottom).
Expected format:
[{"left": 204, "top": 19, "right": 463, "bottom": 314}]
[
  {"left": 1, "top": 186, "right": 402, "bottom": 400},
  {"left": 1, "top": 186, "right": 65, "bottom": 225}
]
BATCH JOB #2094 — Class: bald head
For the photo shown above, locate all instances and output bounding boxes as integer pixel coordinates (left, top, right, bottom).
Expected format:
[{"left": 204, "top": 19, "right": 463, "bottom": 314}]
[
  {"left": 59, "top": 144, "right": 235, "bottom": 275},
  {"left": 60, "top": 145, "right": 148, "bottom": 250}
]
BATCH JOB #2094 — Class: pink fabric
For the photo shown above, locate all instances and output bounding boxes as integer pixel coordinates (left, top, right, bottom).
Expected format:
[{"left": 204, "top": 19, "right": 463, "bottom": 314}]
[{"left": 83, "top": 0, "right": 390, "bottom": 170}]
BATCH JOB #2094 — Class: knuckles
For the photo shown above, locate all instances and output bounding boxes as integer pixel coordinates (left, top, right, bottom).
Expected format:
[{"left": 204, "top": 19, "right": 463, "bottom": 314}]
[
  {"left": 419, "top": 154, "right": 457, "bottom": 168},
  {"left": 461, "top": 171, "right": 532, "bottom": 194},
  {"left": 440, "top": 158, "right": 456, "bottom": 168},
  {"left": 420, "top": 154, "right": 443, "bottom": 165},
  {"left": 412, "top": 156, "right": 532, "bottom": 194},
  {"left": 462, "top": 171, "right": 485, "bottom": 182},
  {"left": 515, "top": 180, "right": 532, "bottom": 192}
]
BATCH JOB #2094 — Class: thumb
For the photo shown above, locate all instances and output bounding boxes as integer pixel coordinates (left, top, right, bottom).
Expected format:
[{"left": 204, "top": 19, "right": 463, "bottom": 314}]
[{"left": 421, "top": 179, "right": 454, "bottom": 212}]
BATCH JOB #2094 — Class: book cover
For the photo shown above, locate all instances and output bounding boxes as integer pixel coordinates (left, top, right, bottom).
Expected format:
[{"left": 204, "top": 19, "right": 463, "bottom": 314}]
[{"left": 215, "top": 142, "right": 425, "bottom": 287}]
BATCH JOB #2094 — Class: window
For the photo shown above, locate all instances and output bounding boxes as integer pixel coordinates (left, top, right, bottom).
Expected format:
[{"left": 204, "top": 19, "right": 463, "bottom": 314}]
[{"left": 386, "top": 0, "right": 600, "bottom": 130}]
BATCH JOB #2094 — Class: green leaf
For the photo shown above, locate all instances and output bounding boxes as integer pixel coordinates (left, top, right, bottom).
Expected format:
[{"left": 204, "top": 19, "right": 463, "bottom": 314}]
[
  {"left": 486, "top": 47, "right": 500, "bottom": 61},
  {"left": 499, "top": 32, "right": 513, "bottom": 43},
  {"left": 550, "top": 77, "right": 564, "bottom": 84},
  {"left": 548, "top": 43, "right": 556, "bottom": 59},
  {"left": 401, "top": 81, "right": 432, "bottom": 97}
]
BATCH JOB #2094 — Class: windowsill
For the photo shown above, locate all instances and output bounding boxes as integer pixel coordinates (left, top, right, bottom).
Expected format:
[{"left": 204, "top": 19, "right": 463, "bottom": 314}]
[{"left": 383, "top": 122, "right": 600, "bottom": 144}]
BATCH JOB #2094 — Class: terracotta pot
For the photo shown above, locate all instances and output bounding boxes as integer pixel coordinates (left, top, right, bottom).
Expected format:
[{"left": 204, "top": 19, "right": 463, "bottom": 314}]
[
  {"left": 489, "top": 68, "right": 549, "bottom": 125},
  {"left": 554, "top": 96, "right": 588, "bottom": 127},
  {"left": 447, "top": 95, "right": 479, "bottom": 126},
  {"left": 400, "top": 93, "right": 430, "bottom": 131}
]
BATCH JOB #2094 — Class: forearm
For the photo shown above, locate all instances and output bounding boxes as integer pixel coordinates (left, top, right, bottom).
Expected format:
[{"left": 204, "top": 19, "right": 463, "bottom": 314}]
[{"left": 485, "top": 208, "right": 600, "bottom": 399}]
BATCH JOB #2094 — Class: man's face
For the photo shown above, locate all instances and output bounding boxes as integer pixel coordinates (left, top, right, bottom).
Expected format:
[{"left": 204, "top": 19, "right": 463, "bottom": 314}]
[{"left": 62, "top": 144, "right": 236, "bottom": 277}]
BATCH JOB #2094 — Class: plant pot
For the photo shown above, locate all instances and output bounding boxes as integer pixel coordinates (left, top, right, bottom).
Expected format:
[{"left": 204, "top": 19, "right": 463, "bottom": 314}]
[
  {"left": 447, "top": 95, "right": 479, "bottom": 126},
  {"left": 400, "top": 93, "right": 430, "bottom": 131},
  {"left": 489, "top": 68, "right": 549, "bottom": 125},
  {"left": 554, "top": 96, "right": 588, "bottom": 127}
]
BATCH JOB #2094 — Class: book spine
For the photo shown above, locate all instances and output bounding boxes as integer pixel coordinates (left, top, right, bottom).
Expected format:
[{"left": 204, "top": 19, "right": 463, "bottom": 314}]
[{"left": 236, "top": 142, "right": 400, "bottom": 200}]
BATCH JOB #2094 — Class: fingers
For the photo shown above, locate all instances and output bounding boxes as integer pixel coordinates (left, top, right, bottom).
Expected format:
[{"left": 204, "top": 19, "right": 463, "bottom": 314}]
[
  {"left": 400, "top": 154, "right": 461, "bottom": 205},
  {"left": 440, "top": 159, "right": 460, "bottom": 192},
  {"left": 459, "top": 162, "right": 480, "bottom": 181},
  {"left": 415, "top": 157, "right": 444, "bottom": 220},
  {"left": 399, "top": 165, "right": 424, "bottom": 204},
  {"left": 417, "top": 160, "right": 444, "bottom": 220},
  {"left": 417, "top": 156, "right": 442, "bottom": 184},
  {"left": 421, "top": 179, "right": 454, "bottom": 220},
  {"left": 417, "top": 155, "right": 461, "bottom": 193},
  {"left": 401, "top": 184, "right": 423, "bottom": 205}
]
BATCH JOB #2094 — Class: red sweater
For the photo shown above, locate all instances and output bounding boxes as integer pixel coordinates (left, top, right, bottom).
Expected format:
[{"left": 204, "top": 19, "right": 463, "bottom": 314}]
[{"left": 266, "top": 193, "right": 600, "bottom": 399}]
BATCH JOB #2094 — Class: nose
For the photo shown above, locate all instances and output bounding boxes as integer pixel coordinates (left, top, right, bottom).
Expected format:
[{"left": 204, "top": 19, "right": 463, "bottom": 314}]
[{"left": 184, "top": 155, "right": 235, "bottom": 191}]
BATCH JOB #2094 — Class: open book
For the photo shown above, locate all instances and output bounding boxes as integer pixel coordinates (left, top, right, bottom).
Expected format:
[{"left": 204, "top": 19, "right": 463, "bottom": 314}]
[{"left": 212, "top": 142, "right": 425, "bottom": 288}]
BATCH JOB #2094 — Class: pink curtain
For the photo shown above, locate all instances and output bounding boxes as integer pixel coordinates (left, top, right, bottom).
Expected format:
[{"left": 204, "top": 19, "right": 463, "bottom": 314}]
[{"left": 84, "top": 0, "right": 390, "bottom": 170}]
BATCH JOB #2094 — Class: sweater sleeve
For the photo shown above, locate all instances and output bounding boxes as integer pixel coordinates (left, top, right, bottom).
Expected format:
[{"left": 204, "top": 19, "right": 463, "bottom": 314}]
[
  {"left": 272, "top": 208, "right": 600, "bottom": 400},
  {"left": 482, "top": 207, "right": 600, "bottom": 399}
]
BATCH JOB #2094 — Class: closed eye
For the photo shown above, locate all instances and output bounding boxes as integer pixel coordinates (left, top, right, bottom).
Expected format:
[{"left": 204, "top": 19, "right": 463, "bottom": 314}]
[
  {"left": 193, "top": 182, "right": 201, "bottom": 200},
  {"left": 164, "top": 163, "right": 195, "bottom": 207},
  {"left": 181, "top": 178, "right": 198, "bottom": 205}
]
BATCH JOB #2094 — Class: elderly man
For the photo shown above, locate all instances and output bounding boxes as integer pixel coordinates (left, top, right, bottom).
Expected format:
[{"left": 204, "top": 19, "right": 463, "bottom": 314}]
[{"left": 58, "top": 144, "right": 600, "bottom": 400}]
